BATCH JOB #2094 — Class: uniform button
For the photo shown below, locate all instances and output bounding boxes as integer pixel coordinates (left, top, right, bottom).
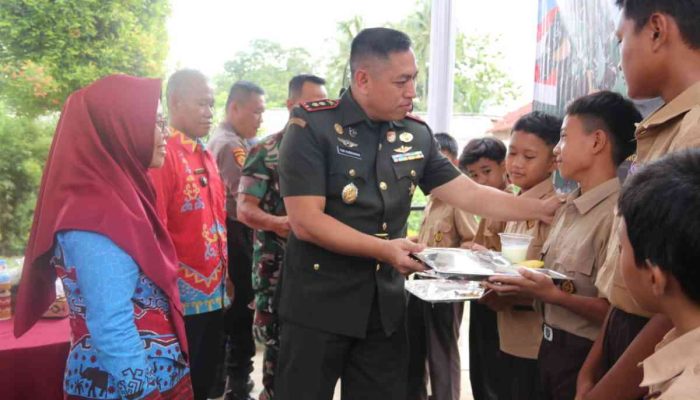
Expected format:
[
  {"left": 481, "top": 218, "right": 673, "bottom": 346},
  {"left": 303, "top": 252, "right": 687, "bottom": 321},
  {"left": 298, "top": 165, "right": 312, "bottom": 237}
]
[
  {"left": 382, "top": 222, "right": 388, "bottom": 231},
  {"left": 376, "top": 263, "right": 381, "bottom": 271},
  {"left": 410, "top": 169, "right": 417, "bottom": 177},
  {"left": 379, "top": 181, "right": 388, "bottom": 191},
  {"left": 313, "top": 263, "right": 320, "bottom": 271},
  {"left": 378, "top": 143, "right": 383, "bottom": 151},
  {"left": 348, "top": 169, "right": 356, "bottom": 177}
]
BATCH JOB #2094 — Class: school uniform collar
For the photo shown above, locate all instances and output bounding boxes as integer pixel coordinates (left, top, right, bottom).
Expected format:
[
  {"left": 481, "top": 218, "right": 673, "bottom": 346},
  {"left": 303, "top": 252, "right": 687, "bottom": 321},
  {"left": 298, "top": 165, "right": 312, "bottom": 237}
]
[
  {"left": 519, "top": 177, "right": 554, "bottom": 200},
  {"left": 571, "top": 178, "right": 620, "bottom": 215},
  {"left": 640, "top": 326, "right": 700, "bottom": 389},
  {"left": 171, "top": 128, "right": 203, "bottom": 154},
  {"left": 638, "top": 81, "right": 700, "bottom": 134}
]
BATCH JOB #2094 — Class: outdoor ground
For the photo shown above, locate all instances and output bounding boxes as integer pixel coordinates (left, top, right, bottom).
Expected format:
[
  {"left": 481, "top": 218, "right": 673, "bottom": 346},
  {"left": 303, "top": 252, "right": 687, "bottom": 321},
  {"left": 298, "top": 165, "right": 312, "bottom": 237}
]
[{"left": 233, "top": 305, "right": 476, "bottom": 400}]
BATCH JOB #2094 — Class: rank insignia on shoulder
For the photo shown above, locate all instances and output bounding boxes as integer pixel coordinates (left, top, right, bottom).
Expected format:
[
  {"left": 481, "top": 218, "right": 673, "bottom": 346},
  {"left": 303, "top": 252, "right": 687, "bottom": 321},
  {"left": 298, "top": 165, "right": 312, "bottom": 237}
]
[
  {"left": 288, "top": 117, "right": 307, "bottom": 128},
  {"left": 393, "top": 145, "right": 412, "bottom": 153},
  {"left": 338, "top": 138, "right": 359, "bottom": 148},
  {"left": 392, "top": 150, "right": 424, "bottom": 163},
  {"left": 405, "top": 113, "right": 426, "bottom": 124},
  {"left": 301, "top": 99, "right": 339, "bottom": 112}
]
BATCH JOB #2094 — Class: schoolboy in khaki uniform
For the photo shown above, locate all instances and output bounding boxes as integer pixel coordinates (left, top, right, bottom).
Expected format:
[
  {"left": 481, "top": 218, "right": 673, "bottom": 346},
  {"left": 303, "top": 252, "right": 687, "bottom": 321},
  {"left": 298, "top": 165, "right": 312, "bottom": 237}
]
[
  {"left": 407, "top": 133, "right": 478, "bottom": 400},
  {"left": 576, "top": 2, "right": 700, "bottom": 399},
  {"left": 617, "top": 150, "right": 700, "bottom": 400},
  {"left": 459, "top": 137, "right": 509, "bottom": 400},
  {"left": 489, "top": 91, "right": 641, "bottom": 399},
  {"left": 484, "top": 111, "right": 561, "bottom": 400}
]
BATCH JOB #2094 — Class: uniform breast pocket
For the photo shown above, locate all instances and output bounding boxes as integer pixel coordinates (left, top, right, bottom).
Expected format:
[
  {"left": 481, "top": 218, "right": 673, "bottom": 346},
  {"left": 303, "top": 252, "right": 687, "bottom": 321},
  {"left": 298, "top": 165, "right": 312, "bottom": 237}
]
[
  {"left": 329, "top": 160, "right": 369, "bottom": 203},
  {"left": 392, "top": 161, "right": 421, "bottom": 196},
  {"left": 554, "top": 250, "right": 597, "bottom": 296}
]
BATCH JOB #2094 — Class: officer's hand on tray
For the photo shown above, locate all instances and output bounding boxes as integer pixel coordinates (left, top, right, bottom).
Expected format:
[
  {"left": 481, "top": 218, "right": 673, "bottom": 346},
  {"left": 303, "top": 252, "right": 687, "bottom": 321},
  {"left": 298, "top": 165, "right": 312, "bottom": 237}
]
[
  {"left": 379, "top": 238, "right": 426, "bottom": 275},
  {"left": 539, "top": 195, "right": 565, "bottom": 224}
]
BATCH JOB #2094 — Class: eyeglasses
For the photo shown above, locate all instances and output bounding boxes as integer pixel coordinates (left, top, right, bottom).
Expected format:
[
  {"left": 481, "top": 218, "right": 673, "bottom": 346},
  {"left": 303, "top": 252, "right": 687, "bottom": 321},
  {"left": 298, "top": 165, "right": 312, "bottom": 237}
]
[{"left": 156, "top": 116, "right": 169, "bottom": 136}]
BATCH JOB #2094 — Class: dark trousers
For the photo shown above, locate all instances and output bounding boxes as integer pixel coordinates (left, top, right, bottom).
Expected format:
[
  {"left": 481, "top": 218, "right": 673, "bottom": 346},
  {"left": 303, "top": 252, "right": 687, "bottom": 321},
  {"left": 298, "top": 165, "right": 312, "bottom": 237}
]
[
  {"left": 185, "top": 310, "right": 225, "bottom": 400},
  {"left": 498, "top": 351, "right": 542, "bottom": 400},
  {"left": 469, "top": 302, "right": 501, "bottom": 400},
  {"left": 275, "top": 298, "right": 408, "bottom": 400},
  {"left": 407, "top": 294, "right": 464, "bottom": 400},
  {"left": 602, "top": 307, "right": 649, "bottom": 372},
  {"left": 225, "top": 218, "right": 255, "bottom": 386},
  {"left": 538, "top": 325, "right": 593, "bottom": 400}
]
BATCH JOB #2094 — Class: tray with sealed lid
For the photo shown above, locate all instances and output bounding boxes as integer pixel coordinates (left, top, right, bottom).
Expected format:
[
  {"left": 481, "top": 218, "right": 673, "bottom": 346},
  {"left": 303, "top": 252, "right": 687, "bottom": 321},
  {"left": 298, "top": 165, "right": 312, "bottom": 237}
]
[
  {"left": 411, "top": 248, "right": 571, "bottom": 282},
  {"left": 405, "top": 279, "right": 485, "bottom": 303}
]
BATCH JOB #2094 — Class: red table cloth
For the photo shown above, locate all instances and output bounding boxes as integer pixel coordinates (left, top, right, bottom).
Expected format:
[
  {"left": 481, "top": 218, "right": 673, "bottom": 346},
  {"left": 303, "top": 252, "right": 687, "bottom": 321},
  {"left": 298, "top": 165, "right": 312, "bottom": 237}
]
[{"left": 0, "top": 317, "right": 70, "bottom": 400}]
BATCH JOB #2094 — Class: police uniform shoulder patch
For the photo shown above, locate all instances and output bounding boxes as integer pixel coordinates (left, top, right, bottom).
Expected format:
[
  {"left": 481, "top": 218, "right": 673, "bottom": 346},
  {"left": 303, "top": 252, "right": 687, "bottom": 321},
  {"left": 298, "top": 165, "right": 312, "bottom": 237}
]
[
  {"left": 404, "top": 113, "right": 427, "bottom": 124},
  {"left": 301, "top": 99, "right": 339, "bottom": 112}
]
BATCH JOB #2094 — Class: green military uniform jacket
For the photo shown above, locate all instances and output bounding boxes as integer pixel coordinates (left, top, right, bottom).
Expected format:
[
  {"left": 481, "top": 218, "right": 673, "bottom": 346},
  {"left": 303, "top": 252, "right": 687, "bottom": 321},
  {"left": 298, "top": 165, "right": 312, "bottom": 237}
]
[
  {"left": 278, "top": 89, "right": 460, "bottom": 338},
  {"left": 239, "top": 130, "right": 287, "bottom": 314}
]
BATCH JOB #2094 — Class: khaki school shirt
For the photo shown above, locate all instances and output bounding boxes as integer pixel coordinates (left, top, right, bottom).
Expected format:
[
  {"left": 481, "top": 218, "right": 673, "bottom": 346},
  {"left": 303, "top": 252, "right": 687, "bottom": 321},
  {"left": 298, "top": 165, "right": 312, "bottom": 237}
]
[
  {"left": 540, "top": 178, "right": 619, "bottom": 341},
  {"left": 417, "top": 196, "right": 478, "bottom": 247},
  {"left": 473, "top": 185, "right": 516, "bottom": 251},
  {"left": 497, "top": 178, "right": 554, "bottom": 359},
  {"left": 640, "top": 326, "right": 700, "bottom": 399},
  {"left": 595, "top": 82, "right": 700, "bottom": 317}
]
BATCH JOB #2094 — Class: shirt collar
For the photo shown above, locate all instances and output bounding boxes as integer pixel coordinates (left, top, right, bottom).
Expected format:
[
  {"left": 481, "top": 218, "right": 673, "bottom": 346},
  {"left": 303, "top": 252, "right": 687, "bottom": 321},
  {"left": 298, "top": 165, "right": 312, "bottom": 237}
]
[
  {"left": 338, "top": 89, "right": 406, "bottom": 130},
  {"left": 640, "top": 326, "right": 700, "bottom": 388},
  {"left": 171, "top": 128, "right": 203, "bottom": 153},
  {"left": 519, "top": 178, "right": 554, "bottom": 200},
  {"left": 638, "top": 81, "right": 700, "bottom": 134},
  {"left": 572, "top": 177, "right": 620, "bottom": 215}
]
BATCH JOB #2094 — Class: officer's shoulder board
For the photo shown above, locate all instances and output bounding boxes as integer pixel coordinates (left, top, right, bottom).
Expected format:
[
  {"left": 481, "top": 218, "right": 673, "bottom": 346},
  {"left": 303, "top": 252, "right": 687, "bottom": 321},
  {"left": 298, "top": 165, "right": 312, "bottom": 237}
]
[
  {"left": 300, "top": 99, "right": 339, "bottom": 112},
  {"left": 405, "top": 112, "right": 427, "bottom": 125}
]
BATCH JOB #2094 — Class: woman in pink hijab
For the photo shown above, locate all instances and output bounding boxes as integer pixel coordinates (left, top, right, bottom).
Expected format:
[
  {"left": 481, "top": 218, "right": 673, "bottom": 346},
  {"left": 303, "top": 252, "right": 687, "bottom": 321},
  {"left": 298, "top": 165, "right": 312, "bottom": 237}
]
[{"left": 14, "top": 75, "right": 193, "bottom": 399}]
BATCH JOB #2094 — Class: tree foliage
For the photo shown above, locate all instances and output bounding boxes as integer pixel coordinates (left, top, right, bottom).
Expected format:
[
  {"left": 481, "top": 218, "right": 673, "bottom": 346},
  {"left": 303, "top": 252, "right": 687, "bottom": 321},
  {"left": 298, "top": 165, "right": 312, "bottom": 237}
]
[
  {"left": 0, "top": 106, "right": 54, "bottom": 255},
  {"left": 323, "top": 1, "right": 517, "bottom": 113},
  {"left": 0, "top": 0, "right": 170, "bottom": 117},
  {"left": 214, "top": 39, "right": 317, "bottom": 110}
]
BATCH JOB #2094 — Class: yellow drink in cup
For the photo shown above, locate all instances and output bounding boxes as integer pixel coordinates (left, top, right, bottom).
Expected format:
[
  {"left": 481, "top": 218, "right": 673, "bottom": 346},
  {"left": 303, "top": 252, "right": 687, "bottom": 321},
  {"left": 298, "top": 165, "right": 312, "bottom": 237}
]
[{"left": 498, "top": 233, "right": 534, "bottom": 264}]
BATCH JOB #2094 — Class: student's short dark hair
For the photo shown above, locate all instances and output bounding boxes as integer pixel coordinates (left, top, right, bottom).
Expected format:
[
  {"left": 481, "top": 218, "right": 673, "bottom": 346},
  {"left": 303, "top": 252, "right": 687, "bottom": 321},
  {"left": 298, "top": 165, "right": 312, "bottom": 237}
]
[
  {"left": 166, "top": 69, "right": 208, "bottom": 103},
  {"left": 288, "top": 74, "right": 326, "bottom": 100},
  {"left": 226, "top": 80, "right": 265, "bottom": 110},
  {"left": 459, "top": 137, "right": 507, "bottom": 168},
  {"left": 512, "top": 111, "right": 562, "bottom": 147},
  {"left": 615, "top": 0, "right": 700, "bottom": 49},
  {"left": 434, "top": 132, "right": 459, "bottom": 159},
  {"left": 566, "top": 91, "right": 641, "bottom": 166},
  {"left": 618, "top": 149, "right": 700, "bottom": 304},
  {"left": 350, "top": 28, "right": 412, "bottom": 76}
]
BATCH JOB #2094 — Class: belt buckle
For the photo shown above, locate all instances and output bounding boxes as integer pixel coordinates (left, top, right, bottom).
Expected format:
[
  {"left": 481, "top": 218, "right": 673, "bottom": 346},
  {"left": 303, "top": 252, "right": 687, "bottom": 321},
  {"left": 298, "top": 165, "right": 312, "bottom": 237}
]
[{"left": 543, "top": 324, "right": 553, "bottom": 342}]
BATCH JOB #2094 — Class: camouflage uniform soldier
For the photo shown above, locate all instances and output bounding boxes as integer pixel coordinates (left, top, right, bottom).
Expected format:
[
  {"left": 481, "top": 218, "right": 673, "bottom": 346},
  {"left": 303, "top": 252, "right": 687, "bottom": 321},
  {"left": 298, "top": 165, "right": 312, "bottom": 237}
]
[{"left": 237, "top": 75, "right": 327, "bottom": 400}]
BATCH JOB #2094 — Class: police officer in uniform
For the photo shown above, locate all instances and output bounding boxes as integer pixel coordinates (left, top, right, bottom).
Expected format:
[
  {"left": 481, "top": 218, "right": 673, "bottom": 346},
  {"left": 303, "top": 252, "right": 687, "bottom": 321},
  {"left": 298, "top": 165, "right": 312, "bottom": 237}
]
[{"left": 275, "top": 28, "right": 561, "bottom": 400}]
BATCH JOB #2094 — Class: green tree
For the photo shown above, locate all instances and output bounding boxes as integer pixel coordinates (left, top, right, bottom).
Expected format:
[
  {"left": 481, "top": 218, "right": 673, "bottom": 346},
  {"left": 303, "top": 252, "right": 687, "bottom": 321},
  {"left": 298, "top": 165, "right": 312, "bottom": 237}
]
[
  {"left": 453, "top": 33, "right": 518, "bottom": 113},
  {"left": 0, "top": 0, "right": 170, "bottom": 117},
  {"left": 0, "top": 106, "right": 54, "bottom": 255},
  {"left": 324, "top": 16, "right": 365, "bottom": 98},
  {"left": 214, "top": 39, "right": 316, "bottom": 111},
  {"left": 325, "top": 1, "right": 517, "bottom": 113}
]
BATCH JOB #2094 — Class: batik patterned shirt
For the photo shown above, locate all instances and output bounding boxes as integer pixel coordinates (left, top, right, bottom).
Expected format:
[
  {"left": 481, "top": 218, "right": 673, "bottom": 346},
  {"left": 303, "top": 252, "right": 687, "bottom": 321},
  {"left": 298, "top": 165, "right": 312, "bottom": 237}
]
[{"left": 149, "top": 129, "right": 228, "bottom": 315}]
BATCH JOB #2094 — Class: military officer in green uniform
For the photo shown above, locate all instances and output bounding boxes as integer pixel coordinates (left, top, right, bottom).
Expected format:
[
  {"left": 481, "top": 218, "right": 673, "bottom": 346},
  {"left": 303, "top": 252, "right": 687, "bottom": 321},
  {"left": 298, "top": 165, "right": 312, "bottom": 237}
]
[
  {"left": 276, "top": 28, "right": 561, "bottom": 400},
  {"left": 237, "top": 74, "right": 328, "bottom": 400}
]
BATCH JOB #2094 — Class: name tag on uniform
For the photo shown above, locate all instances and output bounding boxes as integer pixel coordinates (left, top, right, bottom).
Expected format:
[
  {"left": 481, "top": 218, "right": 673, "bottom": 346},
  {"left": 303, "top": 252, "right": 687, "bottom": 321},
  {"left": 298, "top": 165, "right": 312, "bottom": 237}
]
[
  {"left": 392, "top": 150, "right": 424, "bottom": 163},
  {"left": 337, "top": 146, "right": 362, "bottom": 160}
]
